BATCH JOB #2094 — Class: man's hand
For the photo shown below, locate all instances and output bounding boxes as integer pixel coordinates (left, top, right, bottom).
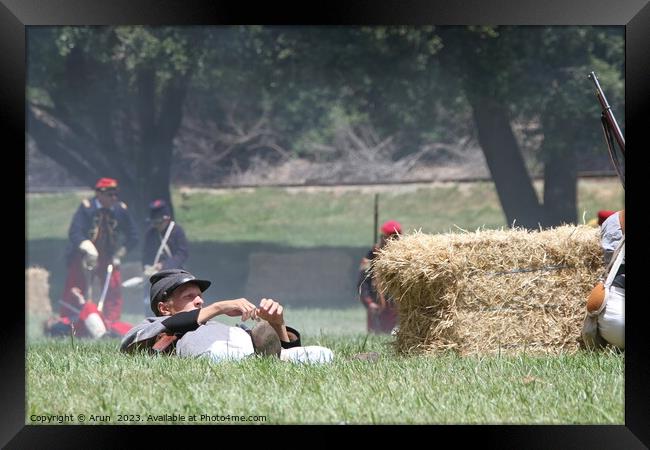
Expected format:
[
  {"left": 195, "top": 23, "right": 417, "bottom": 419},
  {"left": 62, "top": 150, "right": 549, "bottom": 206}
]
[
  {"left": 198, "top": 298, "right": 259, "bottom": 324},
  {"left": 79, "top": 240, "right": 98, "bottom": 270},
  {"left": 113, "top": 246, "right": 127, "bottom": 267},
  {"left": 256, "top": 298, "right": 285, "bottom": 326},
  {"left": 219, "top": 298, "right": 258, "bottom": 320},
  {"left": 70, "top": 287, "right": 86, "bottom": 305},
  {"left": 143, "top": 263, "right": 162, "bottom": 277},
  {"left": 363, "top": 296, "right": 381, "bottom": 313}
]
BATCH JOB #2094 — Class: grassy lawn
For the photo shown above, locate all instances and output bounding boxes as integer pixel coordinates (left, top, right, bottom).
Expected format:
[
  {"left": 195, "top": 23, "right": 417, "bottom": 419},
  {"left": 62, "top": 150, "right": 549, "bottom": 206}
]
[
  {"left": 25, "top": 179, "right": 625, "bottom": 425},
  {"left": 26, "top": 178, "right": 624, "bottom": 246},
  {"left": 26, "top": 308, "right": 623, "bottom": 425}
]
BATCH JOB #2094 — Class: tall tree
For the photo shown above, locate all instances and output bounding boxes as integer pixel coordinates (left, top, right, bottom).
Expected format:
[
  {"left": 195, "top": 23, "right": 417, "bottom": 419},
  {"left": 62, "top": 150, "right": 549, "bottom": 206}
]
[
  {"left": 436, "top": 26, "right": 623, "bottom": 228},
  {"left": 28, "top": 26, "right": 623, "bottom": 229},
  {"left": 27, "top": 26, "right": 205, "bottom": 228}
]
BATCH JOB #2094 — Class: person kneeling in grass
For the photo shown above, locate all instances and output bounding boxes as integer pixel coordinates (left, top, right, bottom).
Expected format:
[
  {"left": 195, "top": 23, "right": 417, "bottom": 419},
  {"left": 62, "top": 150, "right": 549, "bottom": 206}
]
[{"left": 120, "top": 269, "right": 333, "bottom": 363}]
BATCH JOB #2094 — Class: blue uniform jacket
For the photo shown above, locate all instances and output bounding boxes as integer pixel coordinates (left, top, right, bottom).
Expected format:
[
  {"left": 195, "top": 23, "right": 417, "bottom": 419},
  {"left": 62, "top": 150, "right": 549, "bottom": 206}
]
[
  {"left": 142, "top": 221, "right": 189, "bottom": 270},
  {"left": 66, "top": 197, "right": 139, "bottom": 262}
]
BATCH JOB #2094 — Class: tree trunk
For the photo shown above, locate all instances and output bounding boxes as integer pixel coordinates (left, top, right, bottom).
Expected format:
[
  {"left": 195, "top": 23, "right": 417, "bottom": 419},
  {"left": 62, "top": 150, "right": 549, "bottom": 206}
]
[
  {"left": 469, "top": 94, "right": 545, "bottom": 229},
  {"left": 126, "top": 70, "right": 190, "bottom": 232},
  {"left": 543, "top": 148, "right": 578, "bottom": 226},
  {"left": 28, "top": 60, "right": 191, "bottom": 235}
]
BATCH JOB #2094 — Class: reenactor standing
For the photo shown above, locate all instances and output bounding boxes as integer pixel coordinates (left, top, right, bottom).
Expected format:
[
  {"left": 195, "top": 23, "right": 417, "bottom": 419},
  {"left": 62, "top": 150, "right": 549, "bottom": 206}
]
[
  {"left": 140, "top": 199, "right": 189, "bottom": 315},
  {"left": 58, "top": 177, "right": 139, "bottom": 334},
  {"left": 357, "top": 220, "right": 401, "bottom": 334}
]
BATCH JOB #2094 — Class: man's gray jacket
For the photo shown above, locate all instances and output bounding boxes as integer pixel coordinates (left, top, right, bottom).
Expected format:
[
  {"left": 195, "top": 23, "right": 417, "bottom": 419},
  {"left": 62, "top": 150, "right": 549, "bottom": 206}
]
[{"left": 120, "top": 309, "right": 301, "bottom": 356}]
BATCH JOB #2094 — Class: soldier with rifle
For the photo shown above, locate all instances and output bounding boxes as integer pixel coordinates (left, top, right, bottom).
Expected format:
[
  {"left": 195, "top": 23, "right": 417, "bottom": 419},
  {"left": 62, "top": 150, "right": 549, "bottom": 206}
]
[
  {"left": 582, "top": 72, "right": 625, "bottom": 351},
  {"left": 56, "top": 177, "right": 139, "bottom": 337},
  {"left": 357, "top": 213, "right": 401, "bottom": 335},
  {"left": 135, "top": 199, "right": 190, "bottom": 315}
]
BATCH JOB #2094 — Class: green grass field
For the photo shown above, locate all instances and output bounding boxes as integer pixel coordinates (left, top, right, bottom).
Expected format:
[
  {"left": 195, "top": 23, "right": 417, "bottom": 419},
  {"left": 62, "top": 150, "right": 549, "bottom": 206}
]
[
  {"left": 25, "top": 178, "right": 625, "bottom": 425},
  {"left": 27, "top": 308, "right": 623, "bottom": 425},
  {"left": 27, "top": 178, "right": 624, "bottom": 246}
]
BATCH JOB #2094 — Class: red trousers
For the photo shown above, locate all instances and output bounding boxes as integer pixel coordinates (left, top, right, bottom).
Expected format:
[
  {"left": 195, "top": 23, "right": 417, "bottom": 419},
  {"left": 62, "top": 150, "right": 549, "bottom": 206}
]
[
  {"left": 46, "top": 301, "right": 133, "bottom": 338},
  {"left": 60, "top": 253, "right": 124, "bottom": 322}
]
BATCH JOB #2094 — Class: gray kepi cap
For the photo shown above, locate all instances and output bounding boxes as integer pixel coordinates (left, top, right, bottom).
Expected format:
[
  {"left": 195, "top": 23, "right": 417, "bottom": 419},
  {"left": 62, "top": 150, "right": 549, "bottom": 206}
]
[{"left": 149, "top": 269, "right": 211, "bottom": 316}]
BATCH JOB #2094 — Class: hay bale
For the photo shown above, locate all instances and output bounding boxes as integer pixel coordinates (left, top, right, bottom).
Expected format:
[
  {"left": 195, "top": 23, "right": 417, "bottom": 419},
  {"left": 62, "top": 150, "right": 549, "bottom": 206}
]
[
  {"left": 26, "top": 266, "right": 53, "bottom": 315},
  {"left": 372, "top": 225, "right": 602, "bottom": 356}
]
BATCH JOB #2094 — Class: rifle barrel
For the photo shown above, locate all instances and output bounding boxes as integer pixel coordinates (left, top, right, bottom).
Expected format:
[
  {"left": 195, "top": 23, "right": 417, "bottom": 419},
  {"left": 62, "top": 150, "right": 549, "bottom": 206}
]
[
  {"left": 373, "top": 193, "right": 379, "bottom": 245},
  {"left": 589, "top": 71, "right": 625, "bottom": 154}
]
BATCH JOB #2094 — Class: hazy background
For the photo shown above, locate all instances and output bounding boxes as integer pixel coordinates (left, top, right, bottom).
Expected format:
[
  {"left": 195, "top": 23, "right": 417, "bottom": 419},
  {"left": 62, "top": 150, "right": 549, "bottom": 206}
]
[{"left": 26, "top": 25, "right": 625, "bottom": 314}]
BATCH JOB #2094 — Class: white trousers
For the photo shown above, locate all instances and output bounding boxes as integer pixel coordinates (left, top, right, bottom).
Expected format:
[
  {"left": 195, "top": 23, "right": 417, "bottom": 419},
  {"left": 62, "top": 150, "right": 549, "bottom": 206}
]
[
  {"left": 280, "top": 346, "right": 335, "bottom": 364},
  {"left": 205, "top": 324, "right": 255, "bottom": 362},
  {"left": 203, "top": 323, "right": 334, "bottom": 364},
  {"left": 598, "top": 286, "right": 625, "bottom": 349}
]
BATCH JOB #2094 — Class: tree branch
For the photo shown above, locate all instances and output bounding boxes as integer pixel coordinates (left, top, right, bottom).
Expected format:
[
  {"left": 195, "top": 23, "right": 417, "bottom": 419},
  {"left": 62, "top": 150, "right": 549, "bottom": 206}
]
[{"left": 27, "top": 106, "right": 114, "bottom": 183}]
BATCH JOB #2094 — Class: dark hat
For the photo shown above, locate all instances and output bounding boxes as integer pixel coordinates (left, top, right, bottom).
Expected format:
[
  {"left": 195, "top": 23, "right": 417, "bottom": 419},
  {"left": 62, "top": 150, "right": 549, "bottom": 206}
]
[
  {"left": 95, "top": 177, "right": 119, "bottom": 192},
  {"left": 149, "top": 269, "right": 211, "bottom": 316},
  {"left": 149, "top": 199, "right": 171, "bottom": 221}
]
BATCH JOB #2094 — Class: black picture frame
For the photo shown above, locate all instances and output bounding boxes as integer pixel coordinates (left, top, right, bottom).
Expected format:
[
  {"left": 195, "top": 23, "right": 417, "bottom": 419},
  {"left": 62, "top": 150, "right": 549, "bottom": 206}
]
[{"left": 8, "top": 0, "right": 649, "bottom": 447}]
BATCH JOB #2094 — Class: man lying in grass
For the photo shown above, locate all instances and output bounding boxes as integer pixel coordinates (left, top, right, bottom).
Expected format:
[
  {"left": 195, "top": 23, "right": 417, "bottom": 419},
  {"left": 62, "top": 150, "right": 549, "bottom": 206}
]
[{"left": 120, "top": 269, "right": 333, "bottom": 363}]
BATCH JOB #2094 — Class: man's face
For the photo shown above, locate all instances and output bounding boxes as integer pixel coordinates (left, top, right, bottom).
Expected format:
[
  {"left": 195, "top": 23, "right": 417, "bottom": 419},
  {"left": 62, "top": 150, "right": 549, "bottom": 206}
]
[
  {"left": 153, "top": 217, "right": 171, "bottom": 232},
  {"left": 159, "top": 282, "right": 204, "bottom": 316},
  {"left": 96, "top": 190, "right": 119, "bottom": 208}
]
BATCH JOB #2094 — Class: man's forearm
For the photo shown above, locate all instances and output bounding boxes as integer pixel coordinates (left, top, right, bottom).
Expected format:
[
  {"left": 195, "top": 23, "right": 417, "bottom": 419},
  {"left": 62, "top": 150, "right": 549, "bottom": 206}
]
[
  {"left": 197, "top": 301, "right": 225, "bottom": 324},
  {"left": 270, "top": 323, "right": 290, "bottom": 342}
]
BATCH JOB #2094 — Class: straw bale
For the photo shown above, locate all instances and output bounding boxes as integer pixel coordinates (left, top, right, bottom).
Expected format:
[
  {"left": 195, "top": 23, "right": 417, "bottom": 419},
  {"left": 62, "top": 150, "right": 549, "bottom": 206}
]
[
  {"left": 26, "top": 266, "right": 53, "bottom": 315},
  {"left": 372, "top": 225, "right": 602, "bottom": 355}
]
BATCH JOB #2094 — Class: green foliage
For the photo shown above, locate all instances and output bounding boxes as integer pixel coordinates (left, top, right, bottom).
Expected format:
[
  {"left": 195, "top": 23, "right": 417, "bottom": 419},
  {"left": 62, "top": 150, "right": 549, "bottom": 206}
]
[
  {"left": 53, "top": 26, "right": 201, "bottom": 79},
  {"left": 29, "top": 25, "right": 625, "bottom": 164},
  {"left": 187, "top": 25, "right": 624, "bottom": 169},
  {"left": 28, "top": 25, "right": 624, "bottom": 224},
  {"left": 26, "top": 87, "right": 53, "bottom": 108},
  {"left": 442, "top": 26, "right": 624, "bottom": 160}
]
